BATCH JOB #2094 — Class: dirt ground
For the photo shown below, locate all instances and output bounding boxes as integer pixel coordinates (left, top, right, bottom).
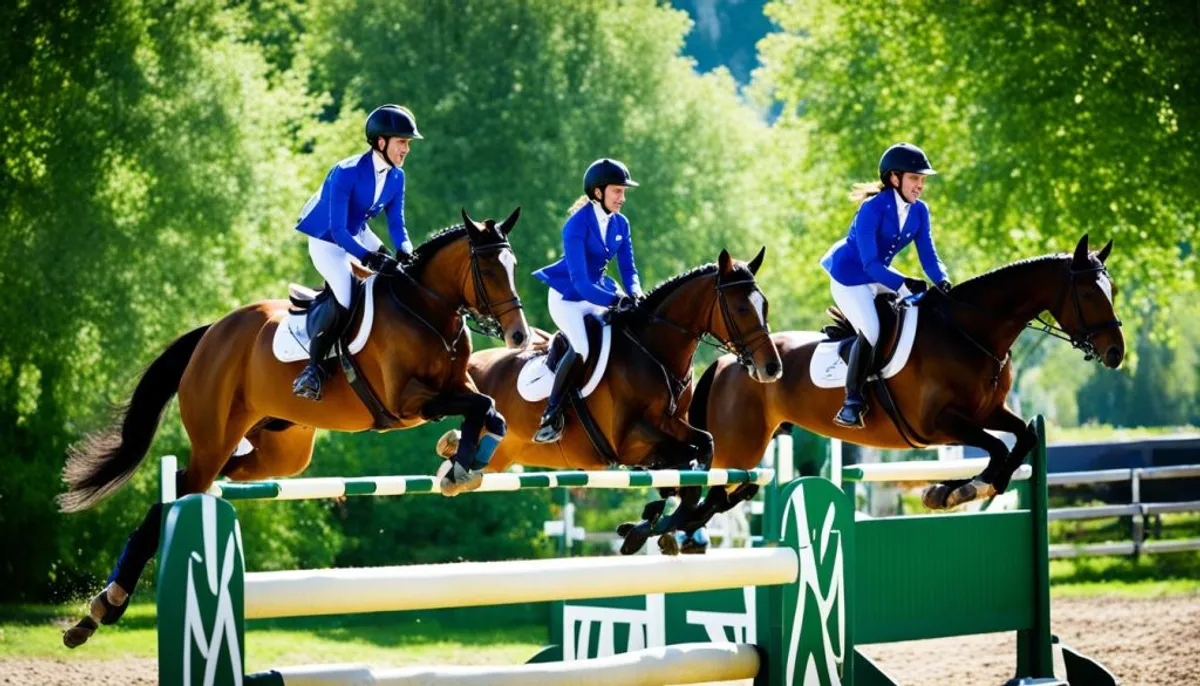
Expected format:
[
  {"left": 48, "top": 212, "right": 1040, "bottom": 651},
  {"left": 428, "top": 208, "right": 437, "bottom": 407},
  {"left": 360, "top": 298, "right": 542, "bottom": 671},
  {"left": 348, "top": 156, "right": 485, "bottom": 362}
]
[
  {"left": 4, "top": 594, "right": 1197, "bottom": 685},
  {"left": 861, "top": 593, "right": 1200, "bottom": 685}
]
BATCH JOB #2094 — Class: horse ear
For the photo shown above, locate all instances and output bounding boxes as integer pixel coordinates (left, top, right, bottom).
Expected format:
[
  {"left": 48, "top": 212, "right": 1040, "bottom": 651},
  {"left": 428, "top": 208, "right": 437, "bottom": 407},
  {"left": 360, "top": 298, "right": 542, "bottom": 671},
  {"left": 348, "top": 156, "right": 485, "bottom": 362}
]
[
  {"left": 718, "top": 249, "right": 733, "bottom": 275},
  {"left": 461, "top": 208, "right": 481, "bottom": 232},
  {"left": 498, "top": 206, "right": 521, "bottom": 236},
  {"left": 1096, "top": 238, "right": 1113, "bottom": 264},
  {"left": 1072, "top": 233, "right": 1090, "bottom": 267},
  {"left": 747, "top": 246, "right": 766, "bottom": 276}
]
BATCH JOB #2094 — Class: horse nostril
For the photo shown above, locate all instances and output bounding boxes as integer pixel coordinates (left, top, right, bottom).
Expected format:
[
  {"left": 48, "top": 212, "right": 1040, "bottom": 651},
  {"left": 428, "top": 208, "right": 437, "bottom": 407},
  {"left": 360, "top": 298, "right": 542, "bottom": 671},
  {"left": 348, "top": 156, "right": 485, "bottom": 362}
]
[
  {"left": 1106, "top": 346, "right": 1123, "bottom": 368},
  {"left": 766, "top": 361, "right": 781, "bottom": 377},
  {"left": 512, "top": 330, "right": 526, "bottom": 346}
]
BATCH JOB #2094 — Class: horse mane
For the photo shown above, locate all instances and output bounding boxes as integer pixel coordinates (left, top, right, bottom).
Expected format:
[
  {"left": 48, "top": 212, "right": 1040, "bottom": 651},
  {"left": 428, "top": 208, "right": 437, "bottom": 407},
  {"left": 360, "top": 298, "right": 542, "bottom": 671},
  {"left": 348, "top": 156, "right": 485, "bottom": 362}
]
[
  {"left": 639, "top": 263, "right": 752, "bottom": 312},
  {"left": 406, "top": 224, "right": 469, "bottom": 277},
  {"left": 950, "top": 253, "right": 1072, "bottom": 298}
]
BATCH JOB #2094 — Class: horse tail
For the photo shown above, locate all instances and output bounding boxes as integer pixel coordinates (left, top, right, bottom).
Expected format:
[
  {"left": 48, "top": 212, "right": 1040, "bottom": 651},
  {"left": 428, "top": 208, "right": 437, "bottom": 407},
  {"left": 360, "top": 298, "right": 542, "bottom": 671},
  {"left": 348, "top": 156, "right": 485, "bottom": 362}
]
[
  {"left": 689, "top": 359, "right": 721, "bottom": 434},
  {"left": 57, "top": 324, "right": 211, "bottom": 513}
]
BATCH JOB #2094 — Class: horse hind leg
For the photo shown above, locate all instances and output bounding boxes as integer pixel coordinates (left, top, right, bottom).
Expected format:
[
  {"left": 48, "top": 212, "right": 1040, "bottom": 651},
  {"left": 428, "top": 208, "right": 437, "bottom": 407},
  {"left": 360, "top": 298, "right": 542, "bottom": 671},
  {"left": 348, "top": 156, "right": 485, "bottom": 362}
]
[
  {"left": 64, "top": 413, "right": 251, "bottom": 649},
  {"left": 222, "top": 423, "right": 316, "bottom": 481}
]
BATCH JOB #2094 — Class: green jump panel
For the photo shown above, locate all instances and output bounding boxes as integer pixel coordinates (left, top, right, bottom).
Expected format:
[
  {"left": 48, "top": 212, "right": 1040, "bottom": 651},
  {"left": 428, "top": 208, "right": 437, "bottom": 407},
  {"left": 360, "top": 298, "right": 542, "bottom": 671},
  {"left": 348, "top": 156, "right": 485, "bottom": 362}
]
[{"left": 855, "top": 510, "right": 1036, "bottom": 644}]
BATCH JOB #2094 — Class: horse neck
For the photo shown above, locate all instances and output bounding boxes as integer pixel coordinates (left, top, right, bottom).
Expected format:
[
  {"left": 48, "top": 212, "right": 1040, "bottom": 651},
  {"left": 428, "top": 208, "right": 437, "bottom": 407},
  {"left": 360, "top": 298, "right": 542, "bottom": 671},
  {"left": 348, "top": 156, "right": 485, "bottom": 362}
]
[
  {"left": 951, "top": 256, "right": 1069, "bottom": 355},
  {"left": 405, "top": 241, "right": 470, "bottom": 327},
  {"left": 637, "top": 274, "right": 715, "bottom": 376}
]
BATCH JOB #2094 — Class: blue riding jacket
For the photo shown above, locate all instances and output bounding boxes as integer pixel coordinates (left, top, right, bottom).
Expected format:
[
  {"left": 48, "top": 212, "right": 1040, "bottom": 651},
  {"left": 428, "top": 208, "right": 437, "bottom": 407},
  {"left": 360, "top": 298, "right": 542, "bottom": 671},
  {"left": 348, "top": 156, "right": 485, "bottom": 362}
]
[
  {"left": 821, "top": 189, "right": 948, "bottom": 290},
  {"left": 532, "top": 203, "right": 641, "bottom": 307},
  {"left": 295, "top": 151, "right": 411, "bottom": 261}
]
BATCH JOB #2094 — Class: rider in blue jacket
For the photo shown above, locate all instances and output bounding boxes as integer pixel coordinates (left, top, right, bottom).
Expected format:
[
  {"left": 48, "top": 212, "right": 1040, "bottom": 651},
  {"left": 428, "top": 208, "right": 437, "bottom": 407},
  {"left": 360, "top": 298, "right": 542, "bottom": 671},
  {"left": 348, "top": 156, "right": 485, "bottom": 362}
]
[
  {"left": 530, "top": 158, "right": 643, "bottom": 443},
  {"left": 820, "top": 143, "right": 951, "bottom": 428},
  {"left": 291, "top": 105, "right": 421, "bottom": 401}
]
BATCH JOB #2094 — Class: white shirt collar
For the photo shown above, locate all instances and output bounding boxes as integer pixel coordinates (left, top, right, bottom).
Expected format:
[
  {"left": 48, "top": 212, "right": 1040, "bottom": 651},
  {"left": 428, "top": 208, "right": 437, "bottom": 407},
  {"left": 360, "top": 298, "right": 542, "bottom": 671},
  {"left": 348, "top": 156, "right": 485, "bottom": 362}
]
[
  {"left": 893, "top": 188, "right": 912, "bottom": 228},
  {"left": 371, "top": 151, "right": 392, "bottom": 176},
  {"left": 591, "top": 199, "right": 612, "bottom": 235}
]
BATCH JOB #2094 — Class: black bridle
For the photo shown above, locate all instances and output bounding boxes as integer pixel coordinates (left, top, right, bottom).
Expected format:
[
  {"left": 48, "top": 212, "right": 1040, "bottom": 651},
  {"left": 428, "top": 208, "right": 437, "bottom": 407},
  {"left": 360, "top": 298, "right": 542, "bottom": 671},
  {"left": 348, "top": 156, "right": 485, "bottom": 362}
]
[
  {"left": 620, "top": 272, "right": 773, "bottom": 416},
  {"left": 708, "top": 276, "right": 774, "bottom": 372},
  {"left": 460, "top": 240, "right": 523, "bottom": 340},
  {"left": 1030, "top": 263, "right": 1122, "bottom": 362},
  {"left": 934, "top": 260, "right": 1122, "bottom": 368}
]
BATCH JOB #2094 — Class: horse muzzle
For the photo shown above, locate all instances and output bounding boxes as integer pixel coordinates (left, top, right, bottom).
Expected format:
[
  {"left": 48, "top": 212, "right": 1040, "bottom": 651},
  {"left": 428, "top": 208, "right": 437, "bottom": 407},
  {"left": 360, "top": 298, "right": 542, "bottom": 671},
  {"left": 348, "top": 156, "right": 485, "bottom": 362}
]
[{"left": 1104, "top": 345, "right": 1124, "bottom": 369}]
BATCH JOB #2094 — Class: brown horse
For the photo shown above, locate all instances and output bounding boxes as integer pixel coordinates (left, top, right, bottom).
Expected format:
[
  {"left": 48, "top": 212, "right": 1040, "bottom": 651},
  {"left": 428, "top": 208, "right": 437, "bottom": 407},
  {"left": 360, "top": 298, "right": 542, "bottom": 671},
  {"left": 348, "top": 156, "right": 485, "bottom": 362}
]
[
  {"left": 661, "top": 234, "right": 1124, "bottom": 552},
  {"left": 436, "top": 248, "right": 783, "bottom": 553},
  {"left": 58, "top": 208, "right": 530, "bottom": 648}
]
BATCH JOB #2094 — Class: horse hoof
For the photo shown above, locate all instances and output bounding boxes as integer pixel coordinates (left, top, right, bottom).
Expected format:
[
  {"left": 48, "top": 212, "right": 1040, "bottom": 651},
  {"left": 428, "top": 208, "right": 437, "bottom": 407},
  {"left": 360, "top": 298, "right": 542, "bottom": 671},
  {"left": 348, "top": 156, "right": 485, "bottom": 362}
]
[
  {"left": 436, "top": 430, "right": 460, "bottom": 459},
  {"left": 658, "top": 533, "right": 680, "bottom": 556},
  {"left": 616, "top": 522, "right": 636, "bottom": 537},
  {"left": 619, "top": 522, "right": 651, "bottom": 555},
  {"left": 946, "top": 479, "right": 994, "bottom": 508},
  {"left": 439, "top": 463, "right": 482, "bottom": 497},
  {"left": 680, "top": 530, "right": 709, "bottom": 555},
  {"left": 62, "top": 617, "right": 97, "bottom": 649},
  {"left": 921, "top": 484, "right": 951, "bottom": 510}
]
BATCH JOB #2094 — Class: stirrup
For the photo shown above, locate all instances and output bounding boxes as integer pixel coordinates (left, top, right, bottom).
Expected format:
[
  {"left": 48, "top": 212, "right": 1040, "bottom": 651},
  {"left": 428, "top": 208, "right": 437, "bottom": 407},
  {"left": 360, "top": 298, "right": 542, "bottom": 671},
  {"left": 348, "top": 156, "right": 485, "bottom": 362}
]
[
  {"left": 533, "top": 412, "right": 565, "bottom": 444},
  {"left": 292, "top": 366, "right": 324, "bottom": 401},
  {"left": 833, "top": 401, "right": 867, "bottom": 429}
]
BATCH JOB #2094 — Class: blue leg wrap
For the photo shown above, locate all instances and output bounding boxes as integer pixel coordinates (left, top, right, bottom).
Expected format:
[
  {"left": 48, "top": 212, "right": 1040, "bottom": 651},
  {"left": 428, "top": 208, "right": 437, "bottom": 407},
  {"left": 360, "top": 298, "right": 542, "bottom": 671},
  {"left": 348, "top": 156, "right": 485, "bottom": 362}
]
[{"left": 471, "top": 432, "right": 502, "bottom": 470}]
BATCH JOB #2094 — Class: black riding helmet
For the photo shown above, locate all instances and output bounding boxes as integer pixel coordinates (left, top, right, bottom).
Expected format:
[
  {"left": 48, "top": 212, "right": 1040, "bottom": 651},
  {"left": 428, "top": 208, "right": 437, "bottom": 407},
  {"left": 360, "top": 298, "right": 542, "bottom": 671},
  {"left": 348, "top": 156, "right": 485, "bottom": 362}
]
[
  {"left": 583, "top": 158, "right": 639, "bottom": 200},
  {"left": 365, "top": 105, "right": 423, "bottom": 148},
  {"left": 879, "top": 143, "right": 936, "bottom": 185}
]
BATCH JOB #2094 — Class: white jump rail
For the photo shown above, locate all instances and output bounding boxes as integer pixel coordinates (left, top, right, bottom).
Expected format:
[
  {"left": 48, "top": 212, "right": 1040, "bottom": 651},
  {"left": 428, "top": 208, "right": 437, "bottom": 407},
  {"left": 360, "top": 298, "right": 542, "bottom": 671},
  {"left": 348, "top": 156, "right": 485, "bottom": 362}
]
[
  {"left": 255, "top": 643, "right": 761, "bottom": 686},
  {"left": 841, "top": 457, "right": 1033, "bottom": 483},
  {"left": 244, "top": 547, "right": 798, "bottom": 620}
]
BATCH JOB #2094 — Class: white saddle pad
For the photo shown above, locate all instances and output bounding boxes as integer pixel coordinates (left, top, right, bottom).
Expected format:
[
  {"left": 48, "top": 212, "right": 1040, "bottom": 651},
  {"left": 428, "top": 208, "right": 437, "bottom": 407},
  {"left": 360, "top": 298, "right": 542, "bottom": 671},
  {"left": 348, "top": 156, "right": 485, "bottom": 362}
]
[
  {"left": 809, "top": 305, "right": 920, "bottom": 389},
  {"left": 271, "top": 276, "right": 378, "bottom": 363},
  {"left": 517, "top": 324, "right": 612, "bottom": 402}
]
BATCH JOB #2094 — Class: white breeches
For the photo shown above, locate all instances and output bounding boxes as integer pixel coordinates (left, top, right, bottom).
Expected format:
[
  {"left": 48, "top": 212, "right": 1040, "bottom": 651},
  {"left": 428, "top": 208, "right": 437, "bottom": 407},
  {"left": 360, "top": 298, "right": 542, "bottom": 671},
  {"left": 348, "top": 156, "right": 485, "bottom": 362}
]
[
  {"left": 548, "top": 289, "right": 608, "bottom": 361},
  {"left": 829, "top": 280, "right": 893, "bottom": 346},
  {"left": 309, "top": 237, "right": 358, "bottom": 308}
]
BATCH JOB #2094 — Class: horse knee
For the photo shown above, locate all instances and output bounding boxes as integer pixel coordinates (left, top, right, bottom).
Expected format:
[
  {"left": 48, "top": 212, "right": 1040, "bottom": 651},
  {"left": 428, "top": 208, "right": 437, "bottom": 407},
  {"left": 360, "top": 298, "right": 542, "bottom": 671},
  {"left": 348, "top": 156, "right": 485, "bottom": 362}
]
[{"left": 483, "top": 408, "right": 507, "bottom": 436}]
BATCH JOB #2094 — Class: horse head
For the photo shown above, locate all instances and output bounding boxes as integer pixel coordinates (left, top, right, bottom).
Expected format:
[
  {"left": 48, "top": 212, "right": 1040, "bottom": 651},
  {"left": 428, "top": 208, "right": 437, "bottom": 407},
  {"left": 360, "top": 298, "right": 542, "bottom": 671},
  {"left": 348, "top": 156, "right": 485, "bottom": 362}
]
[
  {"left": 406, "top": 208, "right": 530, "bottom": 349},
  {"left": 714, "top": 247, "right": 782, "bottom": 382},
  {"left": 1050, "top": 234, "right": 1124, "bottom": 368}
]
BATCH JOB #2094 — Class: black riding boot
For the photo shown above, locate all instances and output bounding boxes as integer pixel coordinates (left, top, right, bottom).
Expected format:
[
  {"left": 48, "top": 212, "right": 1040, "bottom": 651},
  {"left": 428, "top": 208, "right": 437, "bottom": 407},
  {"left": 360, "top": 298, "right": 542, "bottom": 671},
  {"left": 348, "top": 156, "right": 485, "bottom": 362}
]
[
  {"left": 533, "top": 348, "right": 583, "bottom": 444},
  {"left": 833, "top": 334, "right": 874, "bottom": 429},
  {"left": 292, "top": 297, "right": 347, "bottom": 401}
]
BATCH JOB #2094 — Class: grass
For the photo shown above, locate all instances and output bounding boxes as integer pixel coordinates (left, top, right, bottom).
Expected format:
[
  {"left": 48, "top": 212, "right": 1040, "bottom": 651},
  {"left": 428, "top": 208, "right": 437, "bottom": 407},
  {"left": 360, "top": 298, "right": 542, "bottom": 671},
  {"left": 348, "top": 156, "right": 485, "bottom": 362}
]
[
  {"left": 0, "top": 602, "right": 546, "bottom": 671},
  {"left": 1048, "top": 423, "right": 1200, "bottom": 443},
  {"left": 1050, "top": 551, "right": 1200, "bottom": 597}
]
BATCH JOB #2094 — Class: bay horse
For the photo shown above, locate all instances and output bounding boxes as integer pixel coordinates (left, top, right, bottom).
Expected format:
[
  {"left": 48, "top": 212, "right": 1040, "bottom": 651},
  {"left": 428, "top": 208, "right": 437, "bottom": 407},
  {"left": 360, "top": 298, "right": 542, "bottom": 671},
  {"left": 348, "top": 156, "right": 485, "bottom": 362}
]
[
  {"left": 436, "top": 248, "right": 783, "bottom": 554},
  {"left": 58, "top": 208, "right": 530, "bottom": 648},
  {"left": 657, "top": 234, "right": 1124, "bottom": 553}
]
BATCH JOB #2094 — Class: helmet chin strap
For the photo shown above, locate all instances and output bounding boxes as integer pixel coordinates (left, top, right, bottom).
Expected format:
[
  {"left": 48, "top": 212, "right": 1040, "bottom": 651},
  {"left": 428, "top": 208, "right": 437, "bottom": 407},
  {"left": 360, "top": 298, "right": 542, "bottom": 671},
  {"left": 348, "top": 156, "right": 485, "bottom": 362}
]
[
  {"left": 376, "top": 138, "right": 396, "bottom": 168},
  {"left": 594, "top": 187, "right": 614, "bottom": 214}
]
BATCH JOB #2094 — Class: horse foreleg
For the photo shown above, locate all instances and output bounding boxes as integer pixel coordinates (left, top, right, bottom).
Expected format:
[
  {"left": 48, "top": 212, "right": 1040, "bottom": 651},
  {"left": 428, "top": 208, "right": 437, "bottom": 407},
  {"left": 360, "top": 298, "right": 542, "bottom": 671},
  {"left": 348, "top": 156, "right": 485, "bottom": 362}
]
[
  {"left": 424, "top": 391, "right": 505, "bottom": 496},
  {"left": 922, "top": 407, "right": 1012, "bottom": 510},
  {"left": 679, "top": 482, "right": 762, "bottom": 553},
  {"left": 981, "top": 406, "right": 1038, "bottom": 495}
]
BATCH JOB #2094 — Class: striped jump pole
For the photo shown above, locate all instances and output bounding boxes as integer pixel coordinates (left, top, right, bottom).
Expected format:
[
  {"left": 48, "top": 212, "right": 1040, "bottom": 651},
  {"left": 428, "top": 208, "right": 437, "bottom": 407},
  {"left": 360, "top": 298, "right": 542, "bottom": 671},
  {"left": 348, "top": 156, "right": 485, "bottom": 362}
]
[{"left": 159, "top": 456, "right": 774, "bottom": 502}]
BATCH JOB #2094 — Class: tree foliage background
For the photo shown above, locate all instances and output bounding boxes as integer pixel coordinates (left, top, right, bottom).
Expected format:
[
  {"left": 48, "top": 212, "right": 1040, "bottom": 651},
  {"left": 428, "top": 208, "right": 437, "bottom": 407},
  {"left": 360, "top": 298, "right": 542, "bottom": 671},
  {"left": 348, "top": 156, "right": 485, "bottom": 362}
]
[{"left": 1, "top": 0, "right": 1196, "bottom": 600}]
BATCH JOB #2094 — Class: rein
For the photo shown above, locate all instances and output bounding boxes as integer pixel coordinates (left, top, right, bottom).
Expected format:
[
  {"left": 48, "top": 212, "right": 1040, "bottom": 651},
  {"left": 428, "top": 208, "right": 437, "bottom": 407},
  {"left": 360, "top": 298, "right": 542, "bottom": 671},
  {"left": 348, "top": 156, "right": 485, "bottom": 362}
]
[
  {"left": 938, "top": 262, "right": 1121, "bottom": 365},
  {"left": 386, "top": 237, "right": 522, "bottom": 364},
  {"left": 625, "top": 273, "right": 771, "bottom": 414}
]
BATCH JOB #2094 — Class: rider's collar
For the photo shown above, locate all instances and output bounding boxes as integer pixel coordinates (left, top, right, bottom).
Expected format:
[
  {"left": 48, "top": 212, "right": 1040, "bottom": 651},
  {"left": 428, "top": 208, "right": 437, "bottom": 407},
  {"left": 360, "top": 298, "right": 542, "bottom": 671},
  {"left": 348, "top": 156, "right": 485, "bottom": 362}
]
[
  {"left": 372, "top": 150, "right": 393, "bottom": 174},
  {"left": 893, "top": 188, "right": 912, "bottom": 209},
  {"left": 591, "top": 199, "right": 613, "bottom": 229}
]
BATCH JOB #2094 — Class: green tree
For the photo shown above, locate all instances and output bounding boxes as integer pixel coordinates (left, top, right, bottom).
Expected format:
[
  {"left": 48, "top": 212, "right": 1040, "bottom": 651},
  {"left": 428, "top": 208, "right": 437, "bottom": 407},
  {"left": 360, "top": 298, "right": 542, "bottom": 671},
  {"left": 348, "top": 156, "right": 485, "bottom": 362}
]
[
  {"left": 0, "top": 0, "right": 324, "bottom": 599},
  {"left": 754, "top": 0, "right": 1199, "bottom": 326}
]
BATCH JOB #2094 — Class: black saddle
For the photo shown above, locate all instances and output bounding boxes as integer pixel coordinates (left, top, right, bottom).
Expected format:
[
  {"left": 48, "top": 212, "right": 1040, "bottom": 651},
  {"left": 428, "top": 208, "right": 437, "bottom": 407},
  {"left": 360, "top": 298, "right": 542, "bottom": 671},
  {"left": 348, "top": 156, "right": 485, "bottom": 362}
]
[
  {"left": 821, "top": 293, "right": 912, "bottom": 374},
  {"left": 285, "top": 279, "right": 368, "bottom": 347}
]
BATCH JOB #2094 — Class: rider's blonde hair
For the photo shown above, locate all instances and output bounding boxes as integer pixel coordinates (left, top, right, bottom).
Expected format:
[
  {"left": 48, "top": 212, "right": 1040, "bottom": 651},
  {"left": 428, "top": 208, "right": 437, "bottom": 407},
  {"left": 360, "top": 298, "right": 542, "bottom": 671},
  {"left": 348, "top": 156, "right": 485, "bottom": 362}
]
[
  {"left": 566, "top": 194, "right": 590, "bottom": 219},
  {"left": 849, "top": 181, "right": 886, "bottom": 205}
]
